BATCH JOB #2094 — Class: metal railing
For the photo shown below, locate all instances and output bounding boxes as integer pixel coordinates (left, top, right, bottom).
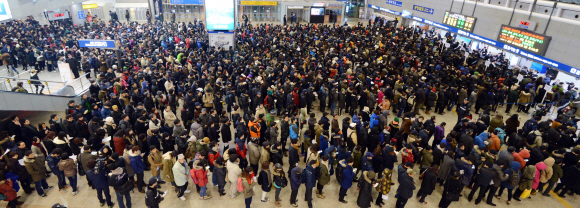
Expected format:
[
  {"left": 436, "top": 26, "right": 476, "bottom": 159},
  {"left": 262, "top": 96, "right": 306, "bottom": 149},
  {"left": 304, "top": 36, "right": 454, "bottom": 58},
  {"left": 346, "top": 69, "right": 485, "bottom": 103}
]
[{"left": 0, "top": 75, "right": 91, "bottom": 96}]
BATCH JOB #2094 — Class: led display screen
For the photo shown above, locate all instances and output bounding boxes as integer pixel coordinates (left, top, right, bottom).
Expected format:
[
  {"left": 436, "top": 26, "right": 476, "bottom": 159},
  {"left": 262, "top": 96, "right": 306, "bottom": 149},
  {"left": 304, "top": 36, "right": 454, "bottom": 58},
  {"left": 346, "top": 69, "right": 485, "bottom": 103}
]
[
  {"left": 205, "top": 0, "right": 234, "bottom": 30},
  {"left": 442, "top": 11, "right": 476, "bottom": 32},
  {"left": 497, "top": 24, "right": 551, "bottom": 56}
]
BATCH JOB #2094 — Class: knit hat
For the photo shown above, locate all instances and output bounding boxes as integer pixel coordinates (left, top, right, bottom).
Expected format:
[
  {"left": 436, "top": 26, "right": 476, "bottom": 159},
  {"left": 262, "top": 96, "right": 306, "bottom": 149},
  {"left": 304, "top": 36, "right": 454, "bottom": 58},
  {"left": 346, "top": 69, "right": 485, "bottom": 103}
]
[
  {"left": 489, "top": 149, "right": 498, "bottom": 155},
  {"left": 203, "top": 137, "right": 210, "bottom": 144},
  {"left": 293, "top": 167, "right": 303, "bottom": 174},
  {"left": 177, "top": 154, "right": 185, "bottom": 160},
  {"left": 405, "top": 161, "right": 413, "bottom": 167},
  {"left": 275, "top": 163, "right": 283, "bottom": 170},
  {"left": 392, "top": 117, "right": 399, "bottom": 125}
]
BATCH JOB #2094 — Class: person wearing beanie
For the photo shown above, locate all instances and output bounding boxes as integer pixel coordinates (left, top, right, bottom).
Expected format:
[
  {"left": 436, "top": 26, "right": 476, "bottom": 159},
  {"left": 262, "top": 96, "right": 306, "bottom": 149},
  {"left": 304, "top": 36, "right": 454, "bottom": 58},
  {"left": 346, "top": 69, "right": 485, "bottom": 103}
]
[
  {"left": 272, "top": 163, "right": 287, "bottom": 207},
  {"left": 145, "top": 177, "right": 164, "bottom": 208}
]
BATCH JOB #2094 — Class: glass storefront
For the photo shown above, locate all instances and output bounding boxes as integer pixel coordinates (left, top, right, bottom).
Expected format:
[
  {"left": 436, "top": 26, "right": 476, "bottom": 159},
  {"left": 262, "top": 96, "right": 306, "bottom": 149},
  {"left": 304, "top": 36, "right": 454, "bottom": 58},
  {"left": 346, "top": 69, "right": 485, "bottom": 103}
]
[
  {"left": 238, "top": 5, "right": 279, "bottom": 22},
  {"left": 162, "top": 0, "right": 205, "bottom": 23}
]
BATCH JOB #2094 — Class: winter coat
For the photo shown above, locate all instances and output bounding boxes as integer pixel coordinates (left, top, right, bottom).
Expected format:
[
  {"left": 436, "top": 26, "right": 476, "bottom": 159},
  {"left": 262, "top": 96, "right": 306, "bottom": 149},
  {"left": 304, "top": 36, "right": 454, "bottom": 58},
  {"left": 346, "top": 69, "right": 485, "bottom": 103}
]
[
  {"left": 540, "top": 157, "right": 554, "bottom": 183},
  {"left": 502, "top": 161, "right": 522, "bottom": 189},
  {"left": 23, "top": 156, "right": 47, "bottom": 182},
  {"left": 214, "top": 162, "right": 227, "bottom": 187},
  {"left": 190, "top": 160, "right": 208, "bottom": 187},
  {"left": 319, "top": 160, "right": 331, "bottom": 185},
  {"left": 248, "top": 142, "right": 261, "bottom": 165},
  {"left": 357, "top": 171, "right": 375, "bottom": 208},
  {"left": 397, "top": 173, "right": 416, "bottom": 199},
  {"left": 519, "top": 165, "right": 536, "bottom": 191},
  {"left": 290, "top": 167, "right": 303, "bottom": 190},
  {"left": 550, "top": 163, "right": 563, "bottom": 183},
  {"left": 513, "top": 149, "right": 530, "bottom": 170},
  {"left": 476, "top": 167, "right": 495, "bottom": 186},
  {"left": 0, "top": 180, "right": 17, "bottom": 201},
  {"left": 148, "top": 151, "right": 163, "bottom": 176},
  {"left": 172, "top": 161, "right": 189, "bottom": 186},
  {"left": 438, "top": 155, "right": 454, "bottom": 180},
  {"left": 420, "top": 168, "right": 437, "bottom": 194},
  {"left": 58, "top": 158, "right": 77, "bottom": 177},
  {"left": 190, "top": 122, "right": 203, "bottom": 140},
  {"left": 259, "top": 147, "right": 270, "bottom": 167},
  {"left": 532, "top": 162, "right": 547, "bottom": 189},
  {"left": 129, "top": 150, "right": 145, "bottom": 173},
  {"left": 376, "top": 169, "right": 392, "bottom": 195},
  {"left": 304, "top": 165, "right": 317, "bottom": 189},
  {"left": 227, "top": 160, "right": 242, "bottom": 183},
  {"left": 113, "top": 136, "right": 126, "bottom": 156},
  {"left": 242, "top": 177, "right": 256, "bottom": 198},
  {"left": 162, "top": 152, "right": 175, "bottom": 182},
  {"left": 491, "top": 164, "right": 510, "bottom": 187},
  {"left": 339, "top": 160, "right": 355, "bottom": 188},
  {"left": 122, "top": 149, "right": 135, "bottom": 176}
]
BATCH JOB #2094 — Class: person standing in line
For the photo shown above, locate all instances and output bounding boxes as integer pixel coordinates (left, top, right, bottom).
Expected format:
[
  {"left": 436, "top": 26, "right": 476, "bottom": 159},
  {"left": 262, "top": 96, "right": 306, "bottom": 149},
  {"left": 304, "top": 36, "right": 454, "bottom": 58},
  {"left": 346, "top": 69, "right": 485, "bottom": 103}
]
[
  {"left": 375, "top": 168, "right": 392, "bottom": 207},
  {"left": 242, "top": 168, "right": 257, "bottom": 208},
  {"left": 416, "top": 166, "right": 437, "bottom": 204},
  {"left": 467, "top": 161, "right": 495, "bottom": 203},
  {"left": 145, "top": 177, "right": 165, "bottom": 208},
  {"left": 86, "top": 159, "right": 115, "bottom": 208},
  {"left": 438, "top": 171, "right": 463, "bottom": 208},
  {"left": 496, "top": 161, "right": 522, "bottom": 204},
  {"left": 304, "top": 160, "right": 318, "bottom": 208},
  {"left": 23, "top": 151, "right": 53, "bottom": 197},
  {"left": 485, "top": 161, "right": 509, "bottom": 206},
  {"left": 338, "top": 157, "right": 356, "bottom": 204},
  {"left": 227, "top": 155, "right": 242, "bottom": 198},
  {"left": 357, "top": 170, "right": 376, "bottom": 208},
  {"left": 214, "top": 157, "right": 227, "bottom": 196},
  {"left": 46, "top": 149, "right": 68, "bottom": 193},
  {"left": 57, "top": 153, "right": 79, "bottom": 195},
  {"left": 191, "top": 159, "right": 211, "bottom": 199},
  {"left": 107, "top": 164, "right": 131, "bottom": 208},
  {"left": 173, "top": 154, "right": 191, "bottom": 200},
  {"left": 396, "top": 169, "right": 416, "bottom": 208},
  {"left": 128, "top": 146, "right": 146, "bottom": 193},
  {"left": 258, "top": 161, "right": 272, "bottom": 202},
  {"left": 289, "top": 166, "right": 303, "bottom": 207},
  {"left": 317, "top": 155, "right": 330, "bottom": 199},
  {"left": 272, "top": 163, "right": 287, "bottom": 207}
]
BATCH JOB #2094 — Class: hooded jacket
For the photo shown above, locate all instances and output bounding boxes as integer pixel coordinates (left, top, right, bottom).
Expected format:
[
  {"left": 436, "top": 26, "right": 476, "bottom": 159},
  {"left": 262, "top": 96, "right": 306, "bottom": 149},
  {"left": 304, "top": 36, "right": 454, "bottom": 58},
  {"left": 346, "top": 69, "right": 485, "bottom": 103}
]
[
  {"left": 58, "top": 158, "right": 78, "bottom": 177},
  {"left": 190, "top": 160, "right": 208, "bottom": 187},
  {"left": 513, "top": 149, "right": 530, "bottom": 170},
  {"left": 501, "top": 161, "right": 522, "bottom": 189},
  {"left": 532, "top": 162, "right": 547, "bottom": 189},
  {"left": 172, "top": 160, "right": 189, "bottom": 186},
  {"left": 162, "top": 152, "right": 175, "bottom": 182},
  {"left": 129, "top": 150, "right": 145, "bottom": 173},
  {"left": 539, "top": 157, "right": 554, "bottom": 183},
  {"left": 519, "top": 165, "right": 536, "bottom": 191},
  {"left": 227, "top": 160, "right": 241, "bottom": 183}
]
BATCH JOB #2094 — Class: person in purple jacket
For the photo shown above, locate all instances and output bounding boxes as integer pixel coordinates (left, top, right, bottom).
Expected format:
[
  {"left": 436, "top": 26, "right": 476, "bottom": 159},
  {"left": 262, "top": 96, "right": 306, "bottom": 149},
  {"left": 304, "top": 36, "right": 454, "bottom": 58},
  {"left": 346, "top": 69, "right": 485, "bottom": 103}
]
[{"left": 433, "top": 122, "right": 446, "bottom": 149}]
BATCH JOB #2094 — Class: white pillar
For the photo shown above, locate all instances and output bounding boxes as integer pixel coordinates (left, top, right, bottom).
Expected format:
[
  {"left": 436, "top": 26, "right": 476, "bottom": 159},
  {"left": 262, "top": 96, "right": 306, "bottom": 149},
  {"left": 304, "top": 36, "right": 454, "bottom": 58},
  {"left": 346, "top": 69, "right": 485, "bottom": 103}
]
[
  {"left": 505, "top": 0, "right": 511, "bottom": 8},
  {"left": 70, "top": 3, "right": 85, "bottom": 26},
  {"left": 556, "top": 7, "right": 563, "bottom": 17}
]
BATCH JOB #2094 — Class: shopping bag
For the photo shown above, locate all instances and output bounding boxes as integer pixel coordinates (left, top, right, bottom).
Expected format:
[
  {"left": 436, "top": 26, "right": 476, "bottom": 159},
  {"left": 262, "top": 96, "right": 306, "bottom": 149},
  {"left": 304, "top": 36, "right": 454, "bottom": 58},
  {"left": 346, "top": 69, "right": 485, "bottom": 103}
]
[{"left": 520, "top": 189, "right": 531, "bottom": 199}]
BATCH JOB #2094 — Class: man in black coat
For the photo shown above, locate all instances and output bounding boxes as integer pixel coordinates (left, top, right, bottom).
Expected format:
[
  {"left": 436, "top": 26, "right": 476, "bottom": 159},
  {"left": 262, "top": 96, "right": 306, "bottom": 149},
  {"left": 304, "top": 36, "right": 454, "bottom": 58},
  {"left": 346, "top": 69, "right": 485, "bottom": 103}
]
[
  {"left": 456, "top": 98, "right": 470, "bottom": 124},
  {"left": 459, "top": 129, "right": 475, "bottom": 155},
  {"left": 220, "top": 118, "right": 232, "bottom": 143},
  {"left": 66, "top": 54, "right": 80, "bottom": 79}
]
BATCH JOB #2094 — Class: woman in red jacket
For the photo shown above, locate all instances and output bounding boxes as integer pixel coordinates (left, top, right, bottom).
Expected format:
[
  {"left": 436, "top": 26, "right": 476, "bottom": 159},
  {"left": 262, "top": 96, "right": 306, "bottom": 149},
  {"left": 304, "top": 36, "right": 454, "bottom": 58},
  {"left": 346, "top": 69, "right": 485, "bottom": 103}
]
[
  {"left": 191, "top": 159, "right": 211, "bottom": 200},
  {"left": 0, "top": 177, "right": 24, "bottom": 208}
]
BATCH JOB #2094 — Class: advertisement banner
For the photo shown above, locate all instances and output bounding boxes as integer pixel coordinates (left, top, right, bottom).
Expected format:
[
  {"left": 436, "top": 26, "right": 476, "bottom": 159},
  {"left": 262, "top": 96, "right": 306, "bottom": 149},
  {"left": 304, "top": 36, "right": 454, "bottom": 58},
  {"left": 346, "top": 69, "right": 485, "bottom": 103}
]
[
  {"left": 240, "top": 1, "right": 276, "bottom": 5},
  {"left": 385, "top": 0, "right": 402, "bottom": 7},
  {"left": 82, "top": 4, "right": 98, "bottom": 9},
  {"left": 205, "top": 0, "right": 235, "bottom": 30},
  {"left": 78, "top": 39, "right": 117, "bottom": 49},
  {"left": 413, "top": 5, "right": 434, "bottom": 15},
  {"left": 208, "top": 32, "right": 235, "bottom": 50}
]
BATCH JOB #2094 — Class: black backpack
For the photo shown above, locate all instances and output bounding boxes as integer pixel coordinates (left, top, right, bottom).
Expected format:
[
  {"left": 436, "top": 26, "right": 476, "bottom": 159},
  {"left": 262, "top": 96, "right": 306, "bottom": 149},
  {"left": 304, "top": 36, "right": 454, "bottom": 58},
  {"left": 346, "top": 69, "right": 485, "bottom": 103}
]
[
  {"left": 526, "top": 132, "right": 537, "bottom": 146},
  {"left": 335, "top": 163, "right": 346, "bottom": 184}
]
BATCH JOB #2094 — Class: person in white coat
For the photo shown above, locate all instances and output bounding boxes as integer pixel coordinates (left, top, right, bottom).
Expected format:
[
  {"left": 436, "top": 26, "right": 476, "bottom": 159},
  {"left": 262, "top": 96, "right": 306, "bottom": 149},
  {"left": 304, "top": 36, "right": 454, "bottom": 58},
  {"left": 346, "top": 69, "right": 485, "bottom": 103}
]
[
  {"left": 227, "top": 154, "right": 242, "bottom": 198},
  {"left": 172, "top": 154, "right": 191, "bottom": 200}
]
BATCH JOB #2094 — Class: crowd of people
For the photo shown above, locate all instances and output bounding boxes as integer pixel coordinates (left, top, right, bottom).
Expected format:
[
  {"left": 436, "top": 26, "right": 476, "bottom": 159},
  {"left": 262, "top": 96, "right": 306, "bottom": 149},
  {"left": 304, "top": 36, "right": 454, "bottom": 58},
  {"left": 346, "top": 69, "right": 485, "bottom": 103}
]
[{"left": 1, "top": 14, "right": 580, "bottom": 208}]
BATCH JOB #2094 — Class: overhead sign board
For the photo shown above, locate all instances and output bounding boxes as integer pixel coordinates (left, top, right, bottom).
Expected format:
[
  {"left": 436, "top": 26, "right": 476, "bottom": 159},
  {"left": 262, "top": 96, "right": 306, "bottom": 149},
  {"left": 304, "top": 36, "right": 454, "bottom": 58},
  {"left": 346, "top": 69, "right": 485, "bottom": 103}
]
[
  {"left": 78, "top": 39, "right": 117, "bottom": 49},
  {"left": 497, "top": 24, "right": 551, "bottom": 56},
  {"left": 413, "top": 5, "right": 434, "bottom": 15},
  {"left": 367, "top": 4, "right": 577, "bottom": 77},
  {"left": 385, "top": 0, "right": 402, "bottom": 7},
  {"left": 48, "top": 11, "right": 70, "bottom": 20},
  {"left": 442, "top": 11, "right": 476, "bottom": 33},
  {"left": 517, "top": 19, "right": 538, "bottom": 30},
  {"left": 82, "top": 4, "right": 98, "bottom": 9},
  {"left": 240, "top": 1, "right": 276, "bottom": 5},
  {"left": 170, "top": 0, "right": 203, "bottom": 4}
]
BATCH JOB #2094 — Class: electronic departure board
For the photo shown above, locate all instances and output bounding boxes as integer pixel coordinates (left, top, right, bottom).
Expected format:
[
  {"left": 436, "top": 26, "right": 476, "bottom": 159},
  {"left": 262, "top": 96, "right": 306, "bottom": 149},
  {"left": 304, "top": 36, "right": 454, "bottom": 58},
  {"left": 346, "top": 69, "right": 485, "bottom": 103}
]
[
  {"left": 442, "top": 11, "right": 476, "bottom": 32},
  {"left": 497, "top": 24, "right": 551, "bottom": 56}
]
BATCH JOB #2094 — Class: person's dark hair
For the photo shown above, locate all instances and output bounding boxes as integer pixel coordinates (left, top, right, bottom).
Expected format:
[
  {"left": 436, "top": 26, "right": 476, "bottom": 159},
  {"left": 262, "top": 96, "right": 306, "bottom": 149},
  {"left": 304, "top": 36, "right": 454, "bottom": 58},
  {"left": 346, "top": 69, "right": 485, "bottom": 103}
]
[
  {"left": 61, "top": 153, "right": 69, "bottom": 160},
  {"left": 51, "top": 148, "right": 63, "bottom": 155},
  {"left": 262, "top": 161, "right": 270, "bottom": 170},
  {"left": 309, "top": 160, "right": 317, "bottom": 166},
  {"left": 107, "top": 163, "right": 117, "bottom": 170},
  {"left": 346, "top": 157, "right": 354, "bottom": 164},
  {"left": 24, "top": 150, "right": 33, "bottom": 157}
]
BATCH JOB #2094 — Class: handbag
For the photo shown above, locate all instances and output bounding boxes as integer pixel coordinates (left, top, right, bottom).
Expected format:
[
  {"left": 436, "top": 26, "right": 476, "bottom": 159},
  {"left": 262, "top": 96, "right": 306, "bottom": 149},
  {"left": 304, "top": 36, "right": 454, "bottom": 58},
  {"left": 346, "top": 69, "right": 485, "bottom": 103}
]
[
  {"left": 520, "top": 189, "right": 531, "bottom": 199},
  {"left": 120, "top": 180, "right": 135, "bottom": 194}
]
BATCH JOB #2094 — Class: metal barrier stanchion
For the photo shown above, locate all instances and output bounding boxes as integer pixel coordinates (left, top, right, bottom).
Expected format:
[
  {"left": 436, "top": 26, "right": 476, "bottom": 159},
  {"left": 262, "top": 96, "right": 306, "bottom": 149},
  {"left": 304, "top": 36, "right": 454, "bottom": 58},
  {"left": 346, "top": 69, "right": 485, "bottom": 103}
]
[
  {"left": 6, "top": 78, "right": 12, "bottom": 89},
  {"left": 27, "top": 80, "right": 33, "bottom": 92},
  {"left": 45, "top": 81, "right": 50, "bottom": 93}
]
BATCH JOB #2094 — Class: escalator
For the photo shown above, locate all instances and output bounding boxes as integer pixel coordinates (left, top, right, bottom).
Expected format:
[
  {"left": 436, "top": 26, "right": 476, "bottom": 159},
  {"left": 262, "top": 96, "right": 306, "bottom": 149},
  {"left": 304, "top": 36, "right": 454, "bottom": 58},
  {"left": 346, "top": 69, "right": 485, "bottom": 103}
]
[{"left": 0, "top": 75, "right": 91, "bottom": 125}]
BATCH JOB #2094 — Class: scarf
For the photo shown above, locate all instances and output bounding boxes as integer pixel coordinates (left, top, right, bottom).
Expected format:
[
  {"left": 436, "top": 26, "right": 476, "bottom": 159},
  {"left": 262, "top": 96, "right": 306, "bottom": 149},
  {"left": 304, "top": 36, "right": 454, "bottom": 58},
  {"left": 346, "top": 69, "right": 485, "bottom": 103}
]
[{"left": 32, "top": 141, "right": 46, "bottom": 155}]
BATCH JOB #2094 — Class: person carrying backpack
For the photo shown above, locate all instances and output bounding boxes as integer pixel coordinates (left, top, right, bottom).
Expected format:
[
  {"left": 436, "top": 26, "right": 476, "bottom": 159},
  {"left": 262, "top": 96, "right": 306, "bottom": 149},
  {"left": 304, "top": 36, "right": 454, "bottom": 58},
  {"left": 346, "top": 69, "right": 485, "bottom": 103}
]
[
  {"left": 338, "top": 157, "right": 356, "bottom": 204},
  {"left": 272, "top": 163, "right": 287, "bottom": 207},
  {"left": 317, "top": 155, "right": 331, "bottom": 199},
  {"left": 304, "top": 160, "right": 318, "bottom": 208}
]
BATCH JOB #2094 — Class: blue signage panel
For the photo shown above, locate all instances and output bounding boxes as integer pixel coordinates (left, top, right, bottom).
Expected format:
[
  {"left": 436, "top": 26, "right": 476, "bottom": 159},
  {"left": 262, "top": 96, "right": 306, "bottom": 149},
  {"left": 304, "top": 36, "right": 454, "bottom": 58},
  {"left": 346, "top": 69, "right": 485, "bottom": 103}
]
[
  {"left": 78, "top": 11, "right": 85, "bottom": 19},
  {"left": 367, "top": 4, "right": 579, "bottom": 77},
  {"left": 385, "top": 0, "right": 402, "bottom": 7},
  {"left": 413, "top": 5, "right": 434, "bottom": 15},
  {"left": 170, "top": 0, "right": 203, "bottom": 4},
  {"left": 368, "top": 4, "right": 400, "bottom": 15},
  {"left": 78, "top": 39, "right": 116, "bottom": 49}
]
